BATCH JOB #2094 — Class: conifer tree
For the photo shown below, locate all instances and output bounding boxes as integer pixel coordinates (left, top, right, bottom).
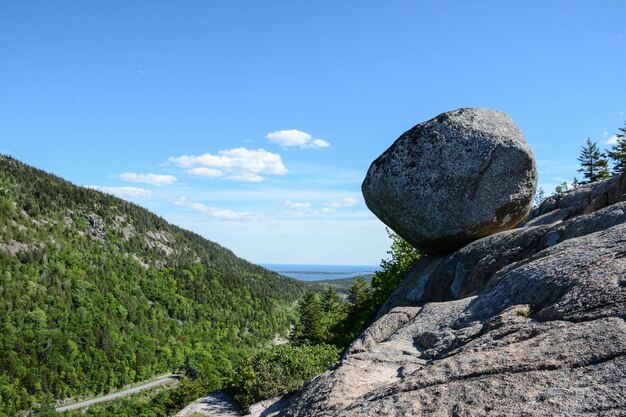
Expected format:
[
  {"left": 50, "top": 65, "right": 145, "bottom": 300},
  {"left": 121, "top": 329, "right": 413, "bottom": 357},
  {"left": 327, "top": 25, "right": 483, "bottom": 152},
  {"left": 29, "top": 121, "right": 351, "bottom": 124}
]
[
  {"left": 294, "top": 290, "right": 323, "bottom": 342},
  {"left": 577, "top": 138, "right": 609, "bottom": 183},
  {"left": 321, "top": 287, "right": 340, "bottom": 314},
  {"left": 607, "top": 122, "right": 626, "bottom": 175},
  {"left": 348, "top": 277, "right": 370, "bottom": 313},
  {"left": 534, "top": 187, "right": 546, "bottom": 206}
]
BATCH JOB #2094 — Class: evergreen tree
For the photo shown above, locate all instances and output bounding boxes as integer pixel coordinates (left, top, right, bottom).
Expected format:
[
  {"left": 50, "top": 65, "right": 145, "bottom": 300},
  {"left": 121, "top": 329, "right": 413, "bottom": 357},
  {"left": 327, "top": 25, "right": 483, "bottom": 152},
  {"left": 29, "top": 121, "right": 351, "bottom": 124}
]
[
  {"left": 577, "top": 138, "right": 609, "bottom": 183},
  {"left": 534, "top": 187, "right": 547, "bottom": 206},
  {"left": 293, "top": 290, "right": 323, "bottom": 342},
  {"left": 321, "top": 287, "right": 341, "bottom": 314},
  {"left": 607, "top": 122, "right": 626, "bottom": 175},
  {"left": 348, "top": 277, "right": 370, "bottom": 313}
]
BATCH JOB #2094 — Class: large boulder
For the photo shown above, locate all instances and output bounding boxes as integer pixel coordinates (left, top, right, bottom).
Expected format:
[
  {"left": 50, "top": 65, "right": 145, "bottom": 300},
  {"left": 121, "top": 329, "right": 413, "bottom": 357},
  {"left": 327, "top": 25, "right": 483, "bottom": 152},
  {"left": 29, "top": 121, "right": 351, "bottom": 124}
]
[
  {"left": 268, "top": 175, "right": 626, "bottom": 416},
  {"left": 362, "top": 108, "right": 537, "bottom": 255}
]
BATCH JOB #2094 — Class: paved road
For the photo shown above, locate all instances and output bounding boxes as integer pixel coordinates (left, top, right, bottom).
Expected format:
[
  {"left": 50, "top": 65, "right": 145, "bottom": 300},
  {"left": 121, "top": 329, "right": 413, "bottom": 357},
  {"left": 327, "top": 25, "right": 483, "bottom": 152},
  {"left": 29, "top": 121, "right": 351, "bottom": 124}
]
[{"left": 55, "top": 374, "right": 179, "bottom": 412}]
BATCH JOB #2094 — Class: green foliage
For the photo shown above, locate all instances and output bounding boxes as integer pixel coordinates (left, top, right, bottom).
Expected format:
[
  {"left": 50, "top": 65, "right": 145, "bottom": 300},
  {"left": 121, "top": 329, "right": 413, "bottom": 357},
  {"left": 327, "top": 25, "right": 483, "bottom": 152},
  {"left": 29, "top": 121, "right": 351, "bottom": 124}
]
[
  {"left": 320, "top": 286, "right": 341, "bottom": 314},
  {"left": 577, "top": 138, "right": 610, "bottom": 183},
  {"left": 225, "top": 233, "right": 422, "bottom": 412},
  {"left": 0, "top": 155, "right": 306, "bottom": 414},
  {"left": 305, "top": 274, "right": 373, "bottom": 296},
  {"left": 227, "top": 343, "right": 340, "bottom": 410},
  {"left": 555, "top": 181, "right": 571, "bottom": 194},
  {"left": 607, "top": 122, "right": 626, "bottom": 175},
  {"left": 347, "top": 277, "right": 370, "bottom": 311},
  {"left": 370, "top": 230, "right": 422, "bottom": 307},
  {"left": 292, "top": 290, "right": 324, "bottom": 343}
]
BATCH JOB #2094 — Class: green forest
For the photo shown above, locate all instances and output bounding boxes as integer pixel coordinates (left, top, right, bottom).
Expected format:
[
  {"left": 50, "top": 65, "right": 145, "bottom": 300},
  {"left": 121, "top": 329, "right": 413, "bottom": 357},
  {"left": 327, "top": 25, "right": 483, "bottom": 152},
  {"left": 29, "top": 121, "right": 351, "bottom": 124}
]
[
  {"left": 0, "top": 154, "right": 425, "bottom": 416},
  {"left": 0, "top": 155, "right": 308, "bottom": 416}
]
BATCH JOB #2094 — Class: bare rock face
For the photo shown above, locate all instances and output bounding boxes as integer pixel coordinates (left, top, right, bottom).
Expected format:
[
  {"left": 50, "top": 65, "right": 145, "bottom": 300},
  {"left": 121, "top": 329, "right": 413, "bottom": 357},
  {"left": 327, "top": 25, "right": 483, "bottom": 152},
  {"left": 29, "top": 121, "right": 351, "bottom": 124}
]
[
  {"left": 362, "top": 108, "right": 537, "bottom": 255},
  {"left": 276, "top": 175, "right": 626, "bottom": 416}
]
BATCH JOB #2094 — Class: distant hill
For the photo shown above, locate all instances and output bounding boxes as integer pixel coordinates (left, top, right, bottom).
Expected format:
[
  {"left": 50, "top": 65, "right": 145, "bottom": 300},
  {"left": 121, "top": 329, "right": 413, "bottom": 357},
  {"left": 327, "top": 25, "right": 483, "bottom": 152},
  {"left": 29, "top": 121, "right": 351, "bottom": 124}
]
[
  {"left": 307, "top": 274, "right": 374, "bottom": 297},
  {"left": 0, "top": 155, "right": 307, "bottom": 415}
]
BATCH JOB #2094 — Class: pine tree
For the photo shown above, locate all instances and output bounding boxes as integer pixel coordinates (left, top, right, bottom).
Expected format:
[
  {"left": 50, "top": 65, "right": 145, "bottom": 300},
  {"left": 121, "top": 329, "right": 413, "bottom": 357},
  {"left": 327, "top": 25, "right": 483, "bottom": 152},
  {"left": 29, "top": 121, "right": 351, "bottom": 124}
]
[
  {"left": 577, "top": 138, "right": 610, "bottom": 183},
  {"left": 348, "top": 278, "right": 370, "bottom": 313},
  {"left": 534, "top": 187, "right": 547, "bottom": 206},
  {"left": 607, "top": 122, "right": 626, "bottom": 175},
  {"left": 321, "top": 287, "right": 340, "bottom": 314},
  {"left": 294, "top": 290, "right": 323, "bottom": 342}
]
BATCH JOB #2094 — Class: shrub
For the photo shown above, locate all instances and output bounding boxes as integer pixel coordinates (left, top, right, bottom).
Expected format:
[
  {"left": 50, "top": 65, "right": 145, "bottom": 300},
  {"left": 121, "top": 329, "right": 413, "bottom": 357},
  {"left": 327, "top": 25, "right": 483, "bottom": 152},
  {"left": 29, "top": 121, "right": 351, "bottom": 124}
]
[{"left": 227, "top": 343, "right": 340, "bottom": 410}]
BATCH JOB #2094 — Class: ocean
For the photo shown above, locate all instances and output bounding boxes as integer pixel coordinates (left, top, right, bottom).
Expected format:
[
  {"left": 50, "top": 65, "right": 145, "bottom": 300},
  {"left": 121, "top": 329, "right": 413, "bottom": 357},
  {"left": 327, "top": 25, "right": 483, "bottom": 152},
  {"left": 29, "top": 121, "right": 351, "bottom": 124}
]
[{"left": 260, "top": 264, "right": 379, "bottom": 281}]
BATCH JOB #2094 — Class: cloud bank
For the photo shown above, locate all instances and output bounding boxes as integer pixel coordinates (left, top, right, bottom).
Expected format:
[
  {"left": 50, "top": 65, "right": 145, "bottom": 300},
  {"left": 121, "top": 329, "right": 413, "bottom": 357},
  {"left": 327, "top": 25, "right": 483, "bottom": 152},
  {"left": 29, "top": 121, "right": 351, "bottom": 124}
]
[
  {"left": 169, "top": 147, "right": 288, "bottom": 182},
  {"left": 174, "top": 197, "right": 257, "bottom": 221}
]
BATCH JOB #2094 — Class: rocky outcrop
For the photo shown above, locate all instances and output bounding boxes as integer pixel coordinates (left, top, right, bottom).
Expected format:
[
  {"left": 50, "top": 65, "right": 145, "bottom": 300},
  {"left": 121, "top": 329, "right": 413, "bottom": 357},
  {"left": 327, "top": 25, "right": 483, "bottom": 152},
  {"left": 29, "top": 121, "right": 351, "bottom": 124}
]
[
  {"left": 278, "top": 175, "right": 626, "bottom": 416},
  {"left": 362, "top": 108, "right": 537, "bottom": 255}
]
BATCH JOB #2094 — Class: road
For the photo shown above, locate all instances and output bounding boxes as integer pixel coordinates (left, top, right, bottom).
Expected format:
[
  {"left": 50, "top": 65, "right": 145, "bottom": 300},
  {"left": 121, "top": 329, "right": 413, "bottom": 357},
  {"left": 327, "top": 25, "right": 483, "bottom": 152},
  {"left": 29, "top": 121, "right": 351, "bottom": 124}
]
[{"left": 55, "top": 373, "right": 180, "bottom": 412}]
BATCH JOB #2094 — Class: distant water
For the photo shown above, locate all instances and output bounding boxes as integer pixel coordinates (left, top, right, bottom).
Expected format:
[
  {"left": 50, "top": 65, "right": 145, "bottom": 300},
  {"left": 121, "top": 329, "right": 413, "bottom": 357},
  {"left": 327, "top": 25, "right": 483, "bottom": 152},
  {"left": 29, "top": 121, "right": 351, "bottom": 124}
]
[{"left": 261, "top": 264, "right": 379, "bottom": 281}]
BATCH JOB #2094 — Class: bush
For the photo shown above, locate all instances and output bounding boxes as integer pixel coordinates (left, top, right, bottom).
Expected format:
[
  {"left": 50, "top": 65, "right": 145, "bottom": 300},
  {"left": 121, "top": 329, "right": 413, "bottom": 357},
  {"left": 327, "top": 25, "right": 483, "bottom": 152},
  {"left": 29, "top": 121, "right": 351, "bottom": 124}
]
[{"left": 227, "top": 343, "right": 340, "bottom": 410}]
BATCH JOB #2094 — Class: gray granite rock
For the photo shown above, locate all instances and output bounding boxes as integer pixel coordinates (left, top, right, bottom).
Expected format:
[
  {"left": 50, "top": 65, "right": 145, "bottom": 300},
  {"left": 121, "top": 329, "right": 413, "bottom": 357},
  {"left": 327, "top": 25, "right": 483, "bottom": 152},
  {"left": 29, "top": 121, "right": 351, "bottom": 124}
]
[
  {"left": 362, "top": 108, "right": 537, "bottom": 255},
  {"left": 275, "top": 175, "right": 626, "bottom": 416}
]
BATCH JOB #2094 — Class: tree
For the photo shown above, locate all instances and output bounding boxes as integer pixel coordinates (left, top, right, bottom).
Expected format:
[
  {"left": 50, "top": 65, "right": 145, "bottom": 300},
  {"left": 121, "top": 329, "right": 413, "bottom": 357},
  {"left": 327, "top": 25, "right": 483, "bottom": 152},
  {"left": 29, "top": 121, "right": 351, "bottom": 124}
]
[
  {"left": 293, "top": 290, "right": 323, "bottom": 343},
  {"left": 370, "top": 230, "right": 423, "bottom": 307},
  {"left": 577, "top": 138, "right": 609, "bottom": 183},
  {"left": 555, "top": 182, "right": 570, "bottom": 194},
  {"left": 320, "top": 287, "right": 340, "bottom": 314},
  {"left": 348, "top": 278, "right": 370, "bottom": 313},
  {"left": 534, "top": 187, "right": 547, "bottom": 206},
  {"left": 607, "top": 122, "right": 626, "bottom": 175}
]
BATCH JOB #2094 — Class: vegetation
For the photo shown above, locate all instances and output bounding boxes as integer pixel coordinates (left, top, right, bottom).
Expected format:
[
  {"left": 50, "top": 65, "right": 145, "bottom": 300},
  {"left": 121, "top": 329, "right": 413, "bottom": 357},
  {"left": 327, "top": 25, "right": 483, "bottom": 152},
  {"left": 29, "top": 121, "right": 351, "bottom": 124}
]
[
  {"left": 576, "top": 138, "right": 609, "bottom": 183},
  {"left": 306, "top": 274, "right": 373, "bottom": 297},
  {"left": 0, "top": 155, "right": 307, "bottom": 416},
  {"left": 227, "top": 343, "right": 340, "bottom": 410},
  {"left": 540, "top": 124, "right": 626, "bottom": 200},
  {"left": 370, "top": 229, "right": 422, "bottom": 307},
  {"left": 607, "top": 122, "right": 626, "bottom": 175},
  {"left": 222, "top": 231, "right": 421, "bottom": 410}
]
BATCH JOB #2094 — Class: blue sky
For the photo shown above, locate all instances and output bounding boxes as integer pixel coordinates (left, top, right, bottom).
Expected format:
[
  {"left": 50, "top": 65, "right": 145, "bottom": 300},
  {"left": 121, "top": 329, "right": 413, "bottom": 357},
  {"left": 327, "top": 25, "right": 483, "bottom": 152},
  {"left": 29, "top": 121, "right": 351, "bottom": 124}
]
[{"left": 1, "top": 1, "right": 625, "bottom": 265}]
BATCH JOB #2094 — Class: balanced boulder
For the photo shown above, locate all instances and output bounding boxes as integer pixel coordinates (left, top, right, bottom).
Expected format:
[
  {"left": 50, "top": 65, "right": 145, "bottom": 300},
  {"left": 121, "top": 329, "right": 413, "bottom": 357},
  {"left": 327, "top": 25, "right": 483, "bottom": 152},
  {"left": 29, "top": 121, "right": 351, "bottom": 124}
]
[{"left": 362, "top": 108, "right": 537, "bottom": 254}]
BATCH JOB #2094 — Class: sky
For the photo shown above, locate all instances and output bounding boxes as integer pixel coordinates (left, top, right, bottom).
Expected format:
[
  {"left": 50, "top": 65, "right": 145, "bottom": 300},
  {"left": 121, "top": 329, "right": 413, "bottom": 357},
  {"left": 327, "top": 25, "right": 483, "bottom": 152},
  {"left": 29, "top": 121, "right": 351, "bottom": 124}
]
[{"left": 1, "top": 1, "right": 625, "bottom": 265}]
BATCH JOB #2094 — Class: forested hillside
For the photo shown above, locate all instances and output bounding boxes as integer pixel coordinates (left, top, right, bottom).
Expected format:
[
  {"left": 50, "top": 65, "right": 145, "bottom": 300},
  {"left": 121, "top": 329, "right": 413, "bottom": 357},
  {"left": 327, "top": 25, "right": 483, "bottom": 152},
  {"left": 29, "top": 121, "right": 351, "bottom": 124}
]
[{"left": 0, "top": 155, "right": 305, "bottom": 415}]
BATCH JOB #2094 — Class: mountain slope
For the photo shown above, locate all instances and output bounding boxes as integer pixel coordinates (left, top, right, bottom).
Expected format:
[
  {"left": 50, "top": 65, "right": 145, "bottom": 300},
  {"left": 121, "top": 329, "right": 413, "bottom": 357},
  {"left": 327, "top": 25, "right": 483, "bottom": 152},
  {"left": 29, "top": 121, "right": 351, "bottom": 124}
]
[{"left": 0, "top": 155, "right": 305, "bottom": 414}]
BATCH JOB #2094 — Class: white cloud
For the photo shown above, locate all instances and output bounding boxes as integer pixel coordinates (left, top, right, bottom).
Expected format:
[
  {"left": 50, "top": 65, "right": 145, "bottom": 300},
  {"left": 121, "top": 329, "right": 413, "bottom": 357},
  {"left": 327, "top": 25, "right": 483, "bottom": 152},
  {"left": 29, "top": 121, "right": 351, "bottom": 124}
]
[
  {"left": 282, "top": 198, "right": 362, "bottom": 217},
  {"left": 283, "top": 200, "right": 313, "bottom": 216},
  {"left": 174, "top": 197, "right": 257, "bottom": 221},
  {"left": 606, "top": 135, "right": 619, "bottom": 145},
  {"left": 284, "top": 201, "right": 312, "bottom": 210},
  {"left": 169, "top": 147, "right": 287, "bottom": 182},
  {"left": 266, "top": 129, "right": 331, "bottom": 149},
  {"left": 187, "top": 167, "right": 224, "bottom": 178},
  {"left": 118, "top": 172, "right": 177, "bottom": 186},
  {"left": 229, "top": 173, "right": 264, "bottom": 182},
  {"left": 86, "top": 185, "right": 152, "bottom": 197},
  {"left": 325, "top": 197, "right": 360, "bottom": 208}
]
